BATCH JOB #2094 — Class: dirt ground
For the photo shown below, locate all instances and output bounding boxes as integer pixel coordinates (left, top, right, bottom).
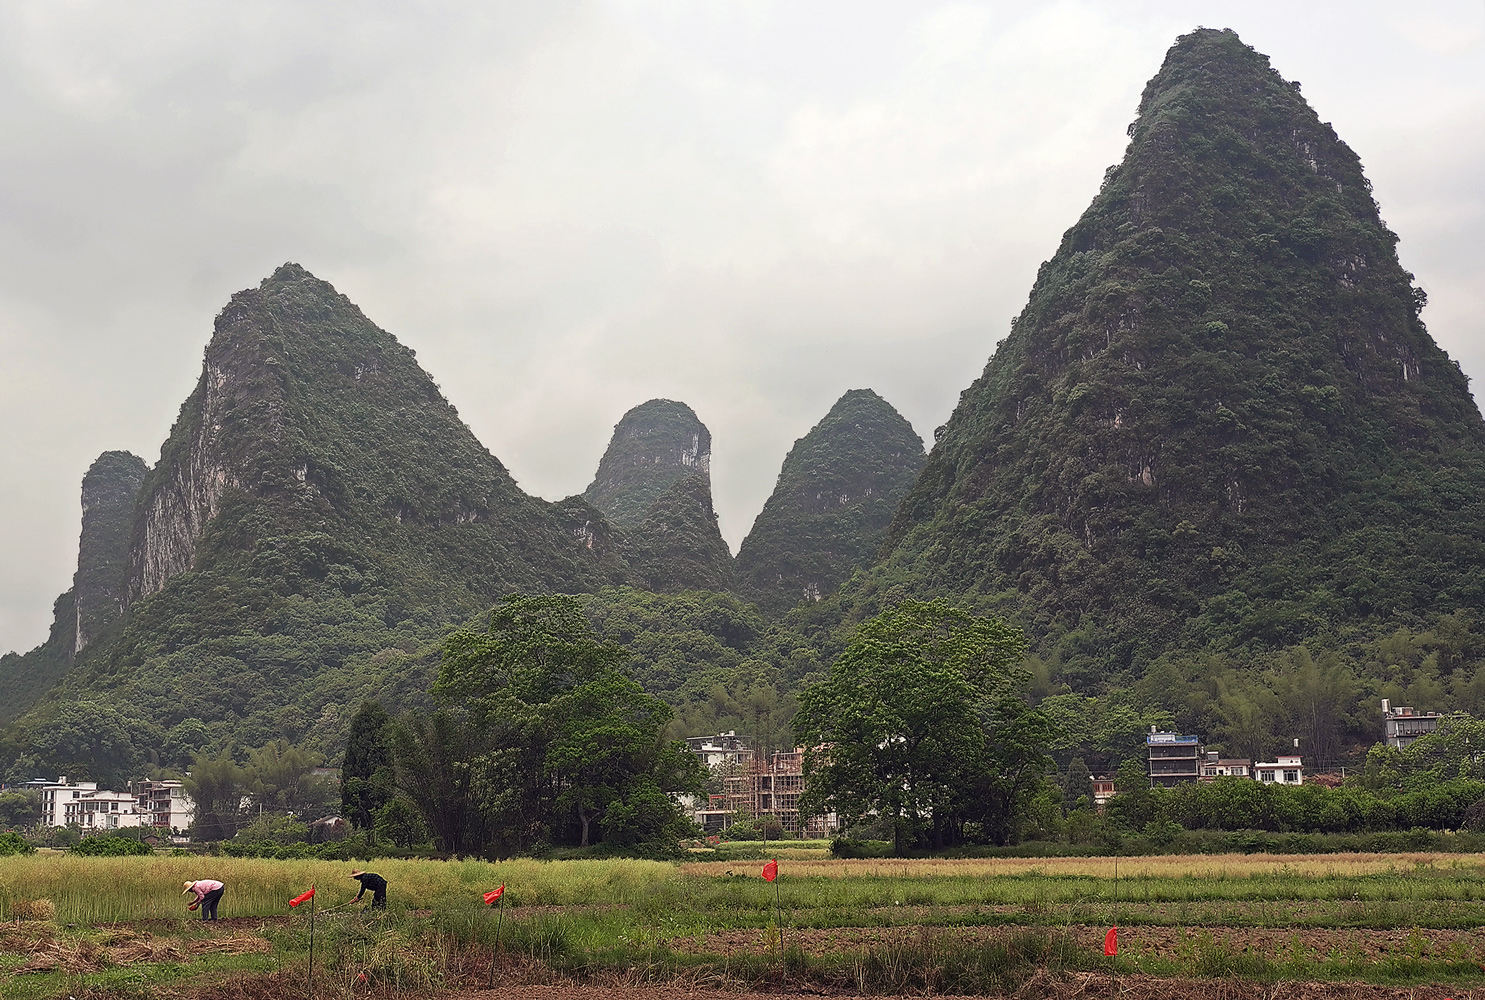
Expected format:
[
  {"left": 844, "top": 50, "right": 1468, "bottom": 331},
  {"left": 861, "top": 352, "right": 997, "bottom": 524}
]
[
  {"left": 441, "top": 979, "right": 1485, "bottom": 1000},
  {"left": 659, "top": 923, "right": 1485, "bottom": 964}
]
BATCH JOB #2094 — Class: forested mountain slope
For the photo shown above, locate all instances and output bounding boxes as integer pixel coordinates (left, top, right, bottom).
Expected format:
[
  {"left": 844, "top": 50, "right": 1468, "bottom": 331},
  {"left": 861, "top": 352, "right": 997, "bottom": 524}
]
[
  {"left": 854, "top": 28, "right": 1485, "bottom": 683},
  {"left": 736, "top": 389, "right": 924, "bottom": 615},
  {"left": 0, "top": 265, "right": 629, "bottom": 751},
  {"left": 584, "top": 399, "right": 737, "bottom": 592}
]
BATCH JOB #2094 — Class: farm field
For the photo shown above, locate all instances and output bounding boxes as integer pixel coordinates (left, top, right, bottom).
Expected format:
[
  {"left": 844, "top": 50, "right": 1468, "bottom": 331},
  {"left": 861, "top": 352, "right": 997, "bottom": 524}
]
[{"left": 4, "top": 852, "right": 1485, "bottom": 997}]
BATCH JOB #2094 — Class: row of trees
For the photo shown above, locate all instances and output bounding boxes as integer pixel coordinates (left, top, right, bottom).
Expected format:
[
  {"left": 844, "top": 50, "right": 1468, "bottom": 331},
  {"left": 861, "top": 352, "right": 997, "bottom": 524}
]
[
  {"left": 184, "top": 739, "right": 339, "bottom": 840},
  {"left": 340, "top": 595, "right": 704, "bottom": 856},
  {"left": 1028, "top": 612, "right": 1485, "bottom": 776}
]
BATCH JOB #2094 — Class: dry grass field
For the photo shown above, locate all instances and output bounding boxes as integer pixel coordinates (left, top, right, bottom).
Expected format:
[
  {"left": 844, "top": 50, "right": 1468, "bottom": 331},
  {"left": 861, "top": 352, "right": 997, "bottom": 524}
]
[{"left": 5, "top": 851, "right": 1485, "bottom": 998}]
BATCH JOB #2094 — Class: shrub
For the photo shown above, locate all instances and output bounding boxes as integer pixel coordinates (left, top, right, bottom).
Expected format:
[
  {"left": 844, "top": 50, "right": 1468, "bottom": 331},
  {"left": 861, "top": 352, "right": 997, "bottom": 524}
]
[
  {"left": 0, "top": 831, "right": 36, "bottom": 855},
  {"left": 70, "top": 835, "right": 153, "bottom": 856}
]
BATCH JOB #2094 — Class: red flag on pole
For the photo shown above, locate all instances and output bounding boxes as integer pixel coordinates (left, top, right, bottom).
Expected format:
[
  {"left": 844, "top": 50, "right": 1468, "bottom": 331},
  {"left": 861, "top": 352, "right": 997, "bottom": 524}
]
[
  {"left": 1103, "top": 926, "right": 1118, "bottom": 956},
  {"left": 484, "top": 885, "right": 505, "bottom": 906},
  {"left": 289, "top": 886, "right": 316, "bottom": 908},
  {"left": 761, "top": 859, "right": 778, "bottom": 882}
]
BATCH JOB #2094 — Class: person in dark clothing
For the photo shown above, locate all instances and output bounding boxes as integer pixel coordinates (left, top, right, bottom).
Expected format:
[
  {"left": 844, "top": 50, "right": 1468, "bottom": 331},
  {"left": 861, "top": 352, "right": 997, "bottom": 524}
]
[{"left": 350, "top": 869, "right": 388, "bottom": 909}]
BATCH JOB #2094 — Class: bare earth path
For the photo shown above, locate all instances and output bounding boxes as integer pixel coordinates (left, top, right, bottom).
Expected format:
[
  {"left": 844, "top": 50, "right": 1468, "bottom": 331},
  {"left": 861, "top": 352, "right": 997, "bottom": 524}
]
[{"left": 442, "top": 981, "right": 1485, "bottom": 1000}]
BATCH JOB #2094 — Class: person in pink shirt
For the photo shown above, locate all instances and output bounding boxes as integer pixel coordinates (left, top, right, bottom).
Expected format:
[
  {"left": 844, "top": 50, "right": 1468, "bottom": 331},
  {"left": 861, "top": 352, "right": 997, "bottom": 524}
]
[{"left": 182, "top": 879, "right": 225, "bottom": 921}]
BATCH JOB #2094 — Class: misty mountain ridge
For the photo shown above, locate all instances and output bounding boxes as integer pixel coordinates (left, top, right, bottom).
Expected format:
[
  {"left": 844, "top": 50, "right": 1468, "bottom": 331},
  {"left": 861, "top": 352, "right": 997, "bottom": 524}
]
[
  {"left": 2, "top": 27, "right": 1483, "bottom": 777},
  {"left": 0, "top": 263, "right": 919, "bottom": 746}
]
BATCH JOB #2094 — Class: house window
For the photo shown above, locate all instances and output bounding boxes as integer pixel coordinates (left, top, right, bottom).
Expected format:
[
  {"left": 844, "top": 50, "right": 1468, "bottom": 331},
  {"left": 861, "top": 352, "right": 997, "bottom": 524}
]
[
  {"left": 1260, "top": 770, "right": 1275, "bottom": 782},
  {"left": 1284, "top": 770, "right": 1299, "bottom": 783}
]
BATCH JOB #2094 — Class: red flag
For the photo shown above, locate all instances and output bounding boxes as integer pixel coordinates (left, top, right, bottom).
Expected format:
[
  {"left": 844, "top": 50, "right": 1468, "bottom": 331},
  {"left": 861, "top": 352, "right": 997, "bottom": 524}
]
[
  {"left": 761, "top": 859, "right": 778, "bottom": 882},
  {"left": 483, "top": 885, "right": 505, "bottom": 906},
  {"left": 1103, "top": 926, "right": 1118, "bottom": 956},
  {"left": 289, "top": 886, "right": 316, "bottom": 908}
]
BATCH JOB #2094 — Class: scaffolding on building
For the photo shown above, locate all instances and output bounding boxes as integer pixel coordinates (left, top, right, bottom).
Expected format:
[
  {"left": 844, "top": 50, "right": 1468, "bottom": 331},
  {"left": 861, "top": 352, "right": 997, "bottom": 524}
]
[{"left": 697, "top": 747, "right": 836, "bottom": 837}]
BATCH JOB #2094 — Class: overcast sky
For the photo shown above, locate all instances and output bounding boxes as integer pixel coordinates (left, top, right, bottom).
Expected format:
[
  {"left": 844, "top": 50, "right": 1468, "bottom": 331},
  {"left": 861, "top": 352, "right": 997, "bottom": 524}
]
[{"left": 2, "top": 0, "right": 1481, "bottom": 656}]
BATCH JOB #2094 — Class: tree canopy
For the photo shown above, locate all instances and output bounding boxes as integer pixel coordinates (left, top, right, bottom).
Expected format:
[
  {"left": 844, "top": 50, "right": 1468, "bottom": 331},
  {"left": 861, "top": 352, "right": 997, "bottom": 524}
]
[{"left": 795, "top": 599, "right": 1034, "bottom": 853}]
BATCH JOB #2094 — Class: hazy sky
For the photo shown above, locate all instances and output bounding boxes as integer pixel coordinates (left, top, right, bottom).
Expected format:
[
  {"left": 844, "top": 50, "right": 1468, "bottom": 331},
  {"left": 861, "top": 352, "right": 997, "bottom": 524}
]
[{"left": 2, "top": 0, "right": 1482, "bottom": 656}]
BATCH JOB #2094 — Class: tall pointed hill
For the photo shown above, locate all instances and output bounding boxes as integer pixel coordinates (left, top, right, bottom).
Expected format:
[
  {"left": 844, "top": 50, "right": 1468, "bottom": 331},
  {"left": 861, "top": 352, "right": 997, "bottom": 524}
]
[
  {"left": 0, "top": 451, "right": 146, "bottom": 724},
  {"left": 874, "top": 28, "right": 1485, "bottom": 677},
  {"left": 736, "top": 389, "right": 925, "bottom": 614},
  {"left": 7, "top": 264, "right": 628, "bottom": 738},
  {"left": 584, "top": 399, "right": 737, "bottom": 591}
]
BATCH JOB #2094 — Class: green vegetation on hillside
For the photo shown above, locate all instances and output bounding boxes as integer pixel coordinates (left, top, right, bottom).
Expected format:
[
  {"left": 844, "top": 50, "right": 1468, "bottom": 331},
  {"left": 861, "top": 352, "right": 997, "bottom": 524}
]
[
  {"left": 842, "top": 28, "right": 1485, "bottom": 691},
  {"left": 583, "top": 399, "right": 713, "bottom": 529},
  {"left": 736, "top": 388, "right": 925, "bottom": 615}
]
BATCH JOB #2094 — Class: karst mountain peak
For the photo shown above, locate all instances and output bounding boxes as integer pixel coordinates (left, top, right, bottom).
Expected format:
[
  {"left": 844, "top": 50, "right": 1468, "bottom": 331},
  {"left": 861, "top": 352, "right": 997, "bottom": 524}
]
[
  {"left": 3, "top": 28, "right": 1482, "bottom": 768},
  {"left": 737, "top": 388, "right": 925, "bottom": 615},
  {"left": 869, "top": 26, "right": 1485, "bottom": 678}
]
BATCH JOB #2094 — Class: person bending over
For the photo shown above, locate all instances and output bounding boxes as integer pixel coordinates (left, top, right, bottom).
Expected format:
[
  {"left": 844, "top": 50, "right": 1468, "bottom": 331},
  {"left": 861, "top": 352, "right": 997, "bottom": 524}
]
[
  {"left": 182, "top": 879, "right": 225, "bottom": 921},
  {"left": 350, "top": 869, "right": 388, "bottom": 910}
]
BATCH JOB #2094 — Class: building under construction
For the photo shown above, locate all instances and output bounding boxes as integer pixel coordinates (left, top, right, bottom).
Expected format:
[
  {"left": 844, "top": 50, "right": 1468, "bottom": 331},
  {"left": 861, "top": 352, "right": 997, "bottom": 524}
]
[{"left": 693, "top": 746, "right": 838, "bottom": 837}]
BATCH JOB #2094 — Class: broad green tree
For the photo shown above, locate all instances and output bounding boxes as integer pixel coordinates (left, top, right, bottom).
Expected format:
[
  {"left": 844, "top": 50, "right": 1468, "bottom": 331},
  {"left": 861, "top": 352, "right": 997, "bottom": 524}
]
[
  {"left": 794, "top": 599, "right": 1029, "bottom": 854},
  {"left": 244, "top": 739, "right": 332, "bottom": 816},
  {"left": 183, "top": 750, "right": 248, "bottom": 841},
  {"left": 408, "top": 594, "right": 703, "bottom": 854},
  {"left": 341, "top": 701, "right": 394, "bottom": 832}
]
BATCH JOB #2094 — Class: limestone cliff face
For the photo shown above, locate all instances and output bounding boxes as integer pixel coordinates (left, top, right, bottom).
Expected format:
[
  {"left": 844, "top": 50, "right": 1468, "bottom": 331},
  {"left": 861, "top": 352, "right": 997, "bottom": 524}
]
[
  {"left": 735, "top": 389, "right": 924, "bottom": 614},
  {"left": 584, "top": 399, "right": 736, "bottom": 592},
  {"left": 584, "top": 400, "right": 713, "bottom": 530},
  {"left": 127, "top": 262, "right": 624, "bottom": 608},
  {"left": 74, "top": 451, "right": 148, "bottom": 651},
  {"left": 128, "top": 287, "right": 287, "bottom": 602}
]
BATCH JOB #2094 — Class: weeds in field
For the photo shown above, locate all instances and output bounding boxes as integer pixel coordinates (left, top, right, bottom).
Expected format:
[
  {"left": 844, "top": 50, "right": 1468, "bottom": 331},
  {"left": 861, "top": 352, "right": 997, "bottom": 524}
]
[{"left": 8, "top": 851, "right": 1485, "bottom": 995}]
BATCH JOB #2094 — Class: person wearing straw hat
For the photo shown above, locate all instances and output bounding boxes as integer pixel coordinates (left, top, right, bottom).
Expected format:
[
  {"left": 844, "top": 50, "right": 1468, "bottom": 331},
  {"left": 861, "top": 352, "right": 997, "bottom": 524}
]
[
  {"left": 350, "top": 869, "right": 388, "bottom": 910},
  {"left": 182, "top": 879, "right": 225, "bottom": 921}
]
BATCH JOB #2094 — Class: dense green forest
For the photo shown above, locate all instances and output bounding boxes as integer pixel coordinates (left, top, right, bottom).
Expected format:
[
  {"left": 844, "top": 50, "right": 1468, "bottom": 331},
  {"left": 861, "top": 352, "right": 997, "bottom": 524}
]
[
  {"left": 3, "top": 29, "right": 1485, "bottom": 859},
  {"left": 847, "top": 27, "right": 1485, "bottom": 688}
]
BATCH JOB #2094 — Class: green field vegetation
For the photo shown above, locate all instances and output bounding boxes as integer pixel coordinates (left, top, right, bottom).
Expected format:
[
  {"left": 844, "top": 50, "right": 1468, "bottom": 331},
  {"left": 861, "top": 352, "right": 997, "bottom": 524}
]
[{"left": 5, "top": 853, "right": 1485, "bottom": 996}]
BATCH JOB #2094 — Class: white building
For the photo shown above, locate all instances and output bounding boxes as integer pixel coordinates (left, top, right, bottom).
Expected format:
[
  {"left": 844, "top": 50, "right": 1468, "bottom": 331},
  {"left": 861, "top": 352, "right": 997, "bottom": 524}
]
[
  {"left": 135, "top": 779, "right": 195, "bottom": 832},
  {"left": 1254, "top": 755, "right": 1304, "bottom": 785},
  {"left": 39, "top": 777, "right": 99, "bottom": 827},
  {"left": 1199, "top": 751, "right": 1253, "bottom": 780},
  {"left": 37, "top": 776, "right": 195, "bottom": 832},
  {"left": 64, "top": 787, "right": 147, "bottom": 830}
]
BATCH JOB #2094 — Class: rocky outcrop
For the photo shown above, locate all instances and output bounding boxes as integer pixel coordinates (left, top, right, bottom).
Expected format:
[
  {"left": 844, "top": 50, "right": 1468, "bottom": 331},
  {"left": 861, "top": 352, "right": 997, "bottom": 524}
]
[
  {"left": 74, "top": 451, "right": 148, "bottom": 651},
  {"left": 736, "top": 389, "right": 924, "bottom": 614},
  {"left": 584, "top": 400, "right": 713, "bottom": 530},
  {"left": 125, "top": 263, "right": 621, "bottom": 608},
  {"left": 584, "top": 399, "right": 737, "bottom": 592},
  {"left": 127, "top": 287, "right": 285, "bottom": 601}
]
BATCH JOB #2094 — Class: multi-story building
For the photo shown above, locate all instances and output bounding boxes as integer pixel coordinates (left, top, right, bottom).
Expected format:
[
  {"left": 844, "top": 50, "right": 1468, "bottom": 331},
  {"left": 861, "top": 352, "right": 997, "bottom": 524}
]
[
  {"left": 36, "top": 776, "right": 195, "bottom": 833},
  {"left": 39, "top": 777, "right": 99, "bottom": 827},
  {"left": 1381, "top": 699, "right": 1445, "bottom": 749},
  {"left": 64, "top": 787, "right": 146, "bottom": 830},
  {"left": 1255, "top": 755, "right": 1304, "bottom": 785},
  {"left": 1199, "top": 752, "right": 1252, "bottom": 780},
  {"left": 1147, "top": 732, "right": 1203, "bottom": 787},
  {"left": 134, "top": 779, "right": 195, "bottom": 831},
  {"left": 1091, "top": 776, "right": 1117, "bottom": 811},
  {"left": 695, "top": 747, "right": 838, "bottom": 837}
]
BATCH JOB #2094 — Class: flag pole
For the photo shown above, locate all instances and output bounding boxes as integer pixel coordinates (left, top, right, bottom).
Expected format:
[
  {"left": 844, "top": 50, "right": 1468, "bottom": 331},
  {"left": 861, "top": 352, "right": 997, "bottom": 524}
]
[
  {"left": 1111, "top": 858, "right": 1117, "bottom": 999},
  {"left": 308, "top": 883, "right": 316, "bottom": 1000},
  {"left": 489, "top": 890, "right": 505, "bottom": 990},
  {"left": 773, "top": 867, "right": 784, "bottom": 980}
]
